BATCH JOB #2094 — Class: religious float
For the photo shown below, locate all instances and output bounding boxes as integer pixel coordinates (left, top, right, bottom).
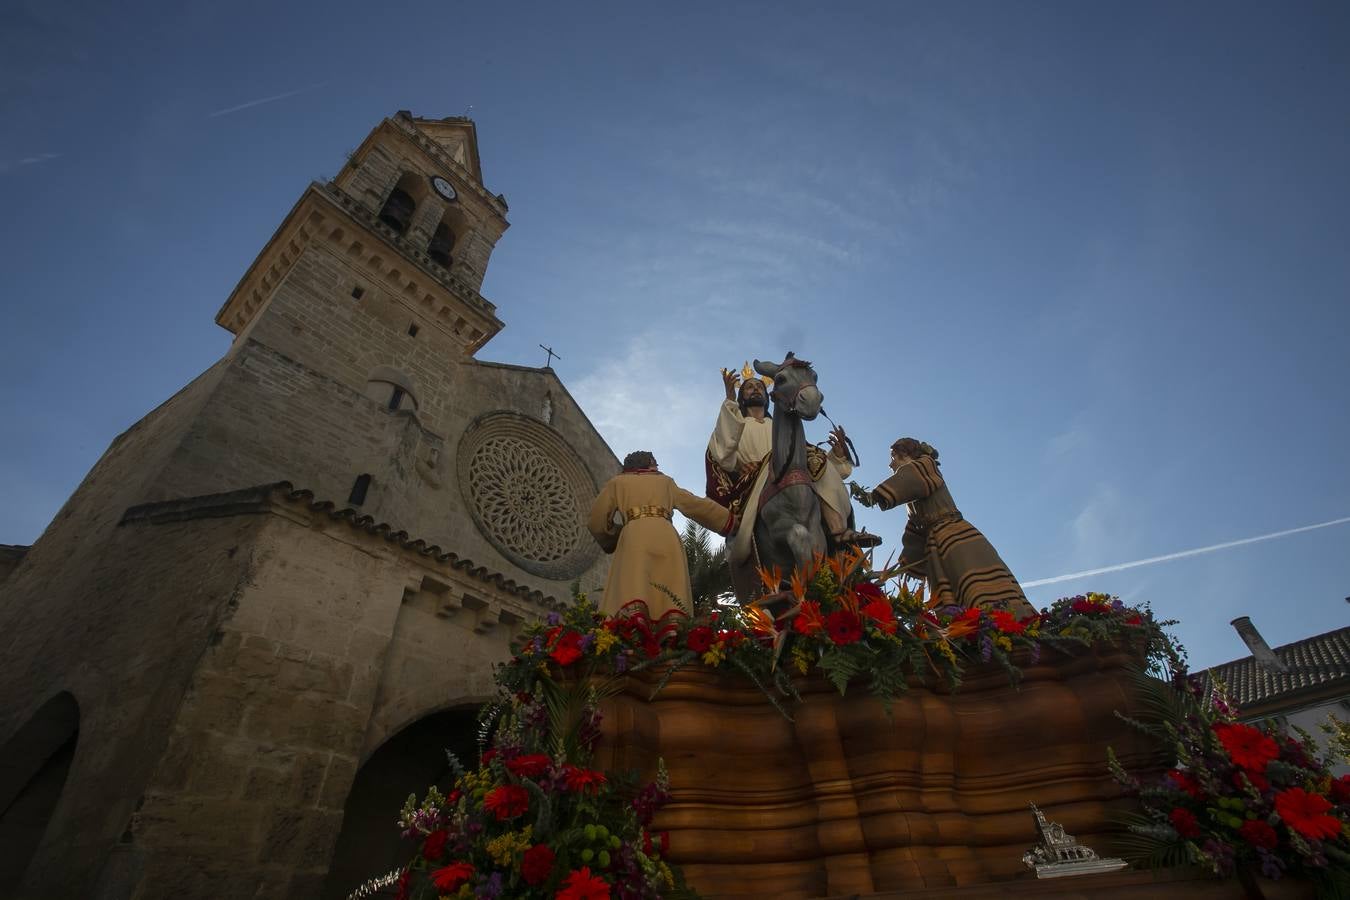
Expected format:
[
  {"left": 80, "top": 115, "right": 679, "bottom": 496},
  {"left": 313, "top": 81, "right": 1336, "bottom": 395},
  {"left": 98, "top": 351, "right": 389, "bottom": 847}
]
[{"left": 352, "top": 356, "right": 1349, "bottom": 899}]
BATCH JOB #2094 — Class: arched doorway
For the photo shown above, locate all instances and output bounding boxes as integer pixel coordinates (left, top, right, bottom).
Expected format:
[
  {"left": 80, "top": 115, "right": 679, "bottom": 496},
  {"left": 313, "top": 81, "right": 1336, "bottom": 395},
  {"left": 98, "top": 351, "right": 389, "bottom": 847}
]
[
  {"left": 321, "top": 705, "right": 480, "bottom": 900},
  {"left": 0, "top": 692, "right": 79, "bottom": 898}
]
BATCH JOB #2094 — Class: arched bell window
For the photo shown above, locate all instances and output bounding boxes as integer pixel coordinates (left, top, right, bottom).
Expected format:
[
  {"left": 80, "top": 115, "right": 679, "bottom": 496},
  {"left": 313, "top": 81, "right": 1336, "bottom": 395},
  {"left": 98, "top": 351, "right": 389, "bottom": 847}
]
[
  {"left": 378, "top": 187, "right": 415, "bottom": 235},
  {"left": 427, "top": 223, "right": 455, "bottom": 268}
]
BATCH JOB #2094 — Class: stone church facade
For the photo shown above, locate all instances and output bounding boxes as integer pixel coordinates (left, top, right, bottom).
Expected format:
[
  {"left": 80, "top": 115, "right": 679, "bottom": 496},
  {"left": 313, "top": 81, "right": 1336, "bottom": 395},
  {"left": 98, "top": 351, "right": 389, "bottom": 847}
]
[{"left": 0, "top": 113, "right": 618, "bottom": 900}]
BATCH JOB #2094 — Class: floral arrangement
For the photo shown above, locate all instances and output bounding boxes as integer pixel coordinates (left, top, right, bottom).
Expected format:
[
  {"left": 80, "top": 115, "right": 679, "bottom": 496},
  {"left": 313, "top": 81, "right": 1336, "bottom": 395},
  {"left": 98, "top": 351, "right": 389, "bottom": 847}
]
[
  {"left": 498, "top": 550, "right": 1177, "bottom": 717},
  {"left": 382, "top": 664, "right": 693, "bottom": 900},
  {"left": 1109, "top": 668, "right": 1350, "bottom": 897}
]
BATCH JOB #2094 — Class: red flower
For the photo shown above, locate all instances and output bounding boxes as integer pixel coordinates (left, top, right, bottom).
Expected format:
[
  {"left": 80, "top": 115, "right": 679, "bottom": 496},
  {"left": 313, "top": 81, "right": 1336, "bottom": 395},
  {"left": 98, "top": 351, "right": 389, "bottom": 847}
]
[
  {"left": 1234, "top": 768, "right": 1269, "bottom": 793},
  {"left": 394, "top": 867, "right": 411, "bottom": 900},
  {"left": 686, "top": 625, "right": 714, "bottom": 654},
  {"left": 522, "top": 843, "right": 556, "bottom": 885},
  {"left": 1169, "top": 807, "right": 1201, "bottom": 839},
  {"left": 1124, "top": 614, "right": 1143, "bottom": 626},
  {"left": 1239, "top": 819, "right": 1278, "bottom": 850},
  {"left": 716, "top": 629, "right": 745, "bottom": 646},
  {"left": 421, "top": 829, "right": 449, "bottom": 861},
  {"left": 660, "top": 831, "right": 670, "bottom": 854},
  {"left": 792, "top": 601, "right": 825, "bottom": 636},
  {"left": 1332, "top": 775, "right": 1350, "bottom": 804},
  {"left": 550, "top": 631, "right": 584, "bottom": 666},
  {"left": 1275, "top": 787, "right": 1344, "bottom": 841},
  {"left": 562, "top": 764, "right": 607, "bottom": 795},
  {"left": 1166, "top": 769, "right": 1203, "bottom": 799},
  {"left": 989, "top": 610, "right": 1027, "bottom": 635},
  {"left": 482, "top": 749, "right": 498, "bottom": 765},
  {"left": 861, "top": 599, "right": 898, "bottom": 634},
  {"left": 507, "top": 753, "right": 552, "bottom": 778},
  {"left": 555, "top": 866, "right": 611, "bottom": 900},
  {"left": 484, "top": 784, "right": 530, "bottom": 820},
  {"left": 853, "top": 582, "right": 884, "bottom": 603},
  {"left": 825, "top": 609, "right": 863, "bottom": 645},
  {"left": 430, "top": 861, "right": 475, "bottom": 892},
  {"left": 1213, "top": 722, "right": 1279, "bottom": 773}
]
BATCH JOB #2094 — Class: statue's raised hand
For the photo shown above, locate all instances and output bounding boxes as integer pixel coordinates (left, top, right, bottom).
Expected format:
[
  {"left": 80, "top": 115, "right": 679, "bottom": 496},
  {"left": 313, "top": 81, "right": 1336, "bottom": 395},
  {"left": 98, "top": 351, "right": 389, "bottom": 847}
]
[
  {"left": 828, "top": 425, "right": 849, "bottom": 459},
  {"left": 848, "top": 480, "right": 875, "bottom": 508},
  {"left": 721, "top": 367, "right": 740, "bottom": 402}
]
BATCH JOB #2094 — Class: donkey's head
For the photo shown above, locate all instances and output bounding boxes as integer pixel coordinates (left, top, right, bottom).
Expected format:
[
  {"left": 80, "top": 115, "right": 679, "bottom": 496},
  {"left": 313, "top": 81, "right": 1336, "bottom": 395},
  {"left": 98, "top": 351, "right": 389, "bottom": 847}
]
[{"left": 753, "top": 351, "right": 822, "bottom": 420}]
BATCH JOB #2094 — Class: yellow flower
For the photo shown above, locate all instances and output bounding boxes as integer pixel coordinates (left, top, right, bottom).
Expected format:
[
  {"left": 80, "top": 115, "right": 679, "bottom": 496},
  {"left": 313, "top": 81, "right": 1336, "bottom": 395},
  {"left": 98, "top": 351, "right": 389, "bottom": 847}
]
[
  {"left": 791, "top": 644, "right": 812, "bottom": 675},
  {"left": 702, "top": 646, "right": 726, "bottom": 667},
  {"left": 593, "top": 630, "right": 619, "bottom": 654},
  {"left": 937, "top": 641, "right": 957, "bottom": 664},
  {"left": 995, "top": 635, "right": 1013, "bottom": 652}
]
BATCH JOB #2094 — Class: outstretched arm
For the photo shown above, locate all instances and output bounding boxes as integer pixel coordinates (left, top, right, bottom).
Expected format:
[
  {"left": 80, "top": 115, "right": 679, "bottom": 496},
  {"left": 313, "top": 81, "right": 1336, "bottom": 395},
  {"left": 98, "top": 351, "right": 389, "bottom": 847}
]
[
  {"left": 673, "top": 486, "right": 736, "bottom": 536},
  {"left": 872, "top": 457, "right": 944, "bottom": 511}
]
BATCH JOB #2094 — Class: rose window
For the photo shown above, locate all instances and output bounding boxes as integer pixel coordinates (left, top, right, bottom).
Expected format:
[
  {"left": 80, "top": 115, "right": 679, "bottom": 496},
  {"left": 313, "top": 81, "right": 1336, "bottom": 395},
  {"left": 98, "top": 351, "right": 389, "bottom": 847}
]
[{"left": 458, "top": 413, "right": 600, "bottom": 579}]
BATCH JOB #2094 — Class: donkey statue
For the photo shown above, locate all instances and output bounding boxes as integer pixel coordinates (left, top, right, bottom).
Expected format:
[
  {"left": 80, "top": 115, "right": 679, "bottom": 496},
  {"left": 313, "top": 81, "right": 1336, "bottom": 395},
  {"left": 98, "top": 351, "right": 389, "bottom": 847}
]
[{"left": 727, "top": 352, "right": 828, "bottom": 605}]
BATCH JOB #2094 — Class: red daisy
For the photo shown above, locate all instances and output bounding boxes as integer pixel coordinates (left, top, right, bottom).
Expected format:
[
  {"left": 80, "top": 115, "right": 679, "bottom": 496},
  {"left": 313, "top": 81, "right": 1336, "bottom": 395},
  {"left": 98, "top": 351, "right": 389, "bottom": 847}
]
[
  {"left": 550, "top": 631, "right": 584, "bottom": 666},
  {"left": 562, "top": 764, "right": 607, "bottom": 795},
  {"left": 825, "top": 609, "right": 863, "bottom": 645},
  {"left": 861, "top": 599, "right": 898, "bottom": 634},
  {"left": 686, "top": 625, "right": 714, "bottom": 654},
  {"left": 430, "top": 861, "right": 475, "bottom": 893},
  {"left": 1213, "top": 722, "right": 1279, "bottom": 773},
  {"left": 506, "top": 753, "right": 552, "bottom": 779},
  {"left": 483, "top": 784, "right": 529, "bottom": 820},
  {"left": 555, "top": 866, "right": 611, "bottom": 900},
  {"left": 1275, "top": 787, "right": 1344, "bottom": 841}
]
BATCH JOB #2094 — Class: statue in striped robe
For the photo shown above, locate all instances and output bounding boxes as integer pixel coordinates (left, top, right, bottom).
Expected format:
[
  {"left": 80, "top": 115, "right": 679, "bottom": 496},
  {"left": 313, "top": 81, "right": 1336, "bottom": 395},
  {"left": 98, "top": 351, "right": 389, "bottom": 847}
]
[{"left": 854, "top": 438, "right": 1036, "bottom": 618}]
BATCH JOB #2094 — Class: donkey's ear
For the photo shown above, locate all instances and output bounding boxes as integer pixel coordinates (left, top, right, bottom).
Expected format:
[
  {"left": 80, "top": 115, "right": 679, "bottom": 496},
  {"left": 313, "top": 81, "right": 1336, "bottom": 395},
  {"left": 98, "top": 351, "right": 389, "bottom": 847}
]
[{"left": 753, "top": 358, "right": 780, "bottom": 378}]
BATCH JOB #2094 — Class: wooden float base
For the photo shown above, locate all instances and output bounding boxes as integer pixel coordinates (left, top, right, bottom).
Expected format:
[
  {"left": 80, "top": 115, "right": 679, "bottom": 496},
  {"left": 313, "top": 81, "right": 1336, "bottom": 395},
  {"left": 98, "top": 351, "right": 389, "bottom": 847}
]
[{"left": 595, "top": 645, "right": 1191, "bottom": 899}]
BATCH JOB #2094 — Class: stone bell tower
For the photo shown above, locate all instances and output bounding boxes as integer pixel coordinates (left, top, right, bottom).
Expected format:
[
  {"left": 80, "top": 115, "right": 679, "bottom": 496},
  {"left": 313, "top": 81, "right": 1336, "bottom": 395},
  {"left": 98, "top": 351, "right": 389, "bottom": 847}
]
[{"left": 0, "top": 113, "right": 617, "bottom": 899}]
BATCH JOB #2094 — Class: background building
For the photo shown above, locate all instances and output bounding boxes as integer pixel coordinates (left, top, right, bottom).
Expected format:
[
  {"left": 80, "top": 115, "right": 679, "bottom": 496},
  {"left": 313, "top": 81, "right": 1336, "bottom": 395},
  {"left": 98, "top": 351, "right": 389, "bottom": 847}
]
[
  {"left": 0, "top": 112, "right": 617, "bottom": 900},
  {"left": 1198, "top": 615, "right": 1350, "bottom": 777}
]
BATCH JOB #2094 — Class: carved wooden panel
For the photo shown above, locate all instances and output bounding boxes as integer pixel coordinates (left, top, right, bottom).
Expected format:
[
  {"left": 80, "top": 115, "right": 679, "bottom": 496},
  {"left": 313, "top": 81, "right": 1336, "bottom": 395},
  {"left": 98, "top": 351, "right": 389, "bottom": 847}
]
[{"left": 595, "top": 647, "right": 1172, "bottom": 898}]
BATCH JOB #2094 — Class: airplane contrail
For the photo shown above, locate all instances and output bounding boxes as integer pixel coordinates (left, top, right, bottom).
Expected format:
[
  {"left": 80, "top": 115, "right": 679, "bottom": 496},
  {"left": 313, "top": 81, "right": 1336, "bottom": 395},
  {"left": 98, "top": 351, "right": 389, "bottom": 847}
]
[
  {"left": 1023, "top": 516, "right": 1350, "bottom": 588},
  {"left": 208, "top": 82, "right": 328, "bottom": 118}
]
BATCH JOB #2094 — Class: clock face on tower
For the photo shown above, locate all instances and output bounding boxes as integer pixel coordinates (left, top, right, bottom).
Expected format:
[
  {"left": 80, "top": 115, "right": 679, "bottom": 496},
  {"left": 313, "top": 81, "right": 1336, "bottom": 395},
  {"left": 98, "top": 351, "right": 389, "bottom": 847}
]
[{"left": 430, "top": 175, "right": 457, "bottom": 202}]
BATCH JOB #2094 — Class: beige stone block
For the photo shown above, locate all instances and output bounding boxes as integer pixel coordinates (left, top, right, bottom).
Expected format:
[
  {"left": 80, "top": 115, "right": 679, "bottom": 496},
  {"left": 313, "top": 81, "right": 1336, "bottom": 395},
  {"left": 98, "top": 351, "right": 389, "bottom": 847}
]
[
  {"left": 134, "top": 794, "right": 262, "bottom": 860},
  {"left": 257, "top": 808, "right": 344, "bottom": 866},
  {"left": 277, "top": 653, "right": 355, "bottom": 697}
]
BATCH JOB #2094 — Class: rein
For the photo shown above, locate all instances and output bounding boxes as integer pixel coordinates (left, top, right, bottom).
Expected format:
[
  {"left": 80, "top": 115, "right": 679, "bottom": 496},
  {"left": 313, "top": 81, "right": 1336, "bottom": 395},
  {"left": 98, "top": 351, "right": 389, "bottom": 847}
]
[{"left": 818, "top": 407, "right": 861, "bottom": 467}]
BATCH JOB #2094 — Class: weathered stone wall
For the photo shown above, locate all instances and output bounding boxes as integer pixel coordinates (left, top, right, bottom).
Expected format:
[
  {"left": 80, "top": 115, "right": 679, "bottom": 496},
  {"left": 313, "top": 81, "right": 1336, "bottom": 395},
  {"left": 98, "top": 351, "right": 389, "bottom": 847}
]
[
  {"left": 0, "top": 544, "right": 27, "bottom": 586},
  {"left": 0, "top": 507, "right": 258, "bottom": 900},
  {"left": 110, "top": 491, "right": 541, "bottom": 900}
]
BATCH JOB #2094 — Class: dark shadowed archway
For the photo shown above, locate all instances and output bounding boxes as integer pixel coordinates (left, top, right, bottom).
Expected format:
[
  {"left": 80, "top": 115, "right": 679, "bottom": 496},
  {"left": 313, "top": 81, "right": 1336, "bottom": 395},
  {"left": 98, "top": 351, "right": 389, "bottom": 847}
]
[
  {"left": 321, "top": 705, "right": 480, "bottom": 900},
  {"left": 0, "top": 692, "right": 79, "bottom": 898}
]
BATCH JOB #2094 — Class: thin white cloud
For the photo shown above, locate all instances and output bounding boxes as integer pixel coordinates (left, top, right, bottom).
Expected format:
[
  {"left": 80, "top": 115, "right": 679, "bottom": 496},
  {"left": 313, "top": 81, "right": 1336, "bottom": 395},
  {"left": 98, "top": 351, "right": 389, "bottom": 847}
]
[
  {"left": 207, "top": 82, "right": 327, "bottom": 118},
  {"left": 0, "top": 152, "right": 60, "bottom": 175},
  {"left": 1023, "top": 516, "right": 1350, "bottom": 588}
]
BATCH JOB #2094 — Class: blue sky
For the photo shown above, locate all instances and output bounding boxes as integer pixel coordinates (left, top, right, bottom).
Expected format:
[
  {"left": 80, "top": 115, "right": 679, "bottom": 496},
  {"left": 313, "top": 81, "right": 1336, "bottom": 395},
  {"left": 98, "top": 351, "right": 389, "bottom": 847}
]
[{"left": 2, "top": 1, "right": 1347, "bottom": 670}]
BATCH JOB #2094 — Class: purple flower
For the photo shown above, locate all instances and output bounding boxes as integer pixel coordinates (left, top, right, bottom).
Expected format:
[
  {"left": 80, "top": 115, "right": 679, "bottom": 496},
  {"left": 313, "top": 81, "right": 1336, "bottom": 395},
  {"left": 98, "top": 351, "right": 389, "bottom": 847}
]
[
  {"left": 579, "top": 632, "right": 595, "bottom": 653},
  {"left": 1027, "top": 641, "right": 1041, "bottom": 665},
  {"left": 475, "top": 871, "right": 504, "bottom": 899},
  {"left": 531, "top": 636, "right": 545, "bottom": 654},
  {"left": 980, "top": 633, "right": 993, "bottom": 662},
  {"left": 1259, "top": 850, "right": 1286, "bottom": 880},
  {"left": 546, "top": 611, "right": 562, "bottom": 626},
  {"left": 615, "top": 651, "right": 629, "bottom": 673}
]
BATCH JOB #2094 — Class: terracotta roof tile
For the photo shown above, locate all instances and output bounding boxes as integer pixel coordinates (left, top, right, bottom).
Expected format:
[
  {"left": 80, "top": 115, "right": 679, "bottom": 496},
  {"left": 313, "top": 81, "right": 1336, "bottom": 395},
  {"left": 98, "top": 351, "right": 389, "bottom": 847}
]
[{"left": 1198, "top": 626, "right": 1350, "bottom": 710}]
